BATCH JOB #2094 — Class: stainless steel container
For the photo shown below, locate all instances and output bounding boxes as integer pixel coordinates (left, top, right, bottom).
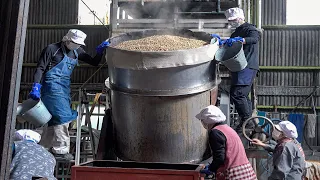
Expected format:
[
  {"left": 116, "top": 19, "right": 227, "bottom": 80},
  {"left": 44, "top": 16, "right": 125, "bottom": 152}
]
[
  {"left": 107, "top": 29, "right": 220, "bottom": 163},
  {"left": 111, "top": 90, "right": 211, "bottom": 163}
]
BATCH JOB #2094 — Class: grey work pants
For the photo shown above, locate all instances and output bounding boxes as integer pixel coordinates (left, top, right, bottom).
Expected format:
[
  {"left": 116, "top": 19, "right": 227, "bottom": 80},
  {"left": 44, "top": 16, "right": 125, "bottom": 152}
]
[{"left": 39, "top": 122, "right": 70, "bottom": 154}]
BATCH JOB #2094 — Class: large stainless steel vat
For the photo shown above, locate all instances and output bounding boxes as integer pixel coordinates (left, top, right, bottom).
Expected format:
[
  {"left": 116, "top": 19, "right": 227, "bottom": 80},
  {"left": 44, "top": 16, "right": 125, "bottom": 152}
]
[
  {"left": 107, "top": 29, "right": 220, "bottom": 163},
  {"left": 111, "top": 91, "right": 210, "bottom": 163}
]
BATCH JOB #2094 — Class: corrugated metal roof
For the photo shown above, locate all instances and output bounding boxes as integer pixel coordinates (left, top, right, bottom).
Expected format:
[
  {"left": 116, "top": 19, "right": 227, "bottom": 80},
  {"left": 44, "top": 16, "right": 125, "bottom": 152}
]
[
  {"left": 261, "top": 0, "right": 286, "bottom": 25},
  {"left": 24, "top": 25, "right": 109, "bottom": 63},
  {"left": 257, "top": 26, "right": 320, "bottom": 110},
  {"left": 257, "top": 96, "right": 319, "bottom": 107},
  {"left": 260, "top": 26, "right": 320, "bottom": 66},
  {"left": 28, "top": 0, "right": 79, "bottom": 24},
  {"left": 257, "top": 71, "right": 315, "bottom": 86}
]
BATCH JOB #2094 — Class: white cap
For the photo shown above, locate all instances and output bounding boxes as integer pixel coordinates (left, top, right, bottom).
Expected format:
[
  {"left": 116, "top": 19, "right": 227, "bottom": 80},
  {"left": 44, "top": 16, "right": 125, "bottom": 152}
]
[
  {"left": 62, "top": 29, "right": 87, "bottom": 45},
  {"left": 15, "top": 129, "right": 41, "bottom": 143},
  {"left": 275, "top": 121, "right": 298, "bottom": 139},
  {"left": 225, "top": 8, "right": 245, "bottom": 21},
  {"left": 195, "top": 105, "right": 226, "bottom": 125}
]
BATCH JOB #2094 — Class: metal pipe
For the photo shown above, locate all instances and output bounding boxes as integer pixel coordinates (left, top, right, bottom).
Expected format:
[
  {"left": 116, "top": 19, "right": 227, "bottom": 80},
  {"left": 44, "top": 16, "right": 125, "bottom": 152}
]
[
  {"left": 243, "top": 0, "right": 247, "bottom": 21},
  {"left": 247, "top": 0, "right": 251, "bottom": 23},
  {"left": 23, "top": 64, "right": 320, "bottom": 70},
  {"left": 75, "top": 89, "right": 83, "bottom": 165},
  {"left": 257, "top": 105, "right": 320, "bottom": 110},
  {"left": 174, "top": 12, "right": 225, "bottom": 14},
  {"left": 216, "top": 0, "right": 221, "bottom": 13},
  {"left": 238, "top": 0, "right": 242, "bottom": 9},
  {"left": 257, "top": 0, "right": 262, "bottom": 29},
  {"left": 259, "top": 66, "right": 320, "bottom": 70},
  {"left": 110, "top": 0, "right": 119, "bottom": 35}
]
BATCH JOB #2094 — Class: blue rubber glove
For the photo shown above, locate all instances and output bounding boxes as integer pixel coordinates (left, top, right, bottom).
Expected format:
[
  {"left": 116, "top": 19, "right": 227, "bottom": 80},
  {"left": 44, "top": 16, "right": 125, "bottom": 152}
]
[
  {"left": 211, "top": 34, "right": 225, "bottom": 46},
  {"left": 210, "top": 34, "right": 221, "bottom": 40},
  {"left": 226, "top": 37, "right": 244, "bottom": 47},
  {"left": 200, "top": 165, "right": 214, "bottom": 175},
  {"left": 96, "top": 40, "right": 110, "bottom": 55},
  {"left": 28, "top": 83, "right": 41, "bottom": 100}
]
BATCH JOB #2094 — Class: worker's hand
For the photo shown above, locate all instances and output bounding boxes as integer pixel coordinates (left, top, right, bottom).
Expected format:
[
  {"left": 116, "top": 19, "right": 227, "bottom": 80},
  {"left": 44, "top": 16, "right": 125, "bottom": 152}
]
[
  {"left": 226, "top": 37, "right": 244, "bottom": 47},
  {"left": 211, "top": 34, "right": 225, "bottom": 46},
  {"left": 96, "top": 40, "right": 110, "bottom": 55},
  {"left": 28, "top": 83, "right": 41, "bottom": 100},
  {"left": 251, "top": 138, "right": 265, "bottom": 147},
  {"left": 200, "top": 165, "right": 214, "bottom": 175},
  {"left": 210, "top": 34, "right": 221, "bottom": 40}
]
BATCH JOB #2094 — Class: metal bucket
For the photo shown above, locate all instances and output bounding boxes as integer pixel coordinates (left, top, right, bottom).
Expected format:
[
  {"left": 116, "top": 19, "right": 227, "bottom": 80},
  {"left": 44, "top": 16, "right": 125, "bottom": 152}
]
[
  {"left": 215, "top": 42, "right": 247, "bottom": 72},
  {"left": 16, "top": 98, "right": 52, "bottom": 127}
]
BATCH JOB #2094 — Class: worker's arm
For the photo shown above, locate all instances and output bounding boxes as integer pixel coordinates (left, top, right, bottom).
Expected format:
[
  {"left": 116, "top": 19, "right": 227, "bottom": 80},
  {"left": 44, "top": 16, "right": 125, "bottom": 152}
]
[
  {"left": 243, "top": 29, "right": 260, "bottom": 45},
  {"left": 77, "top": 47, "right": 103, "bottom": 66},
  {"left": 33, "top": 46, "right": 53, "bottom": 83},
  {"left": 268, "top": 145, "right": 293, "bottom": 180},
  {"left": 252, "top": 138, "right": 276, "bottom": 152},
  {"left": 77, "top": 40, "right": 109, "bottom": 66},
  {"left": 264, "top": 140, "right": 277, "bottom": 152},
  {"left": 208, "top": 129, "right": 226, "bottom": 173}
]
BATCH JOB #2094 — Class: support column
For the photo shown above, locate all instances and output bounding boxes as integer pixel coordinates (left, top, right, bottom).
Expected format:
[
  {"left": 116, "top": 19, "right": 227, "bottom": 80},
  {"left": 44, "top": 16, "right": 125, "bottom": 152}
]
[{"left": 0, "top": 0, "right": 29, "bottom": 179}]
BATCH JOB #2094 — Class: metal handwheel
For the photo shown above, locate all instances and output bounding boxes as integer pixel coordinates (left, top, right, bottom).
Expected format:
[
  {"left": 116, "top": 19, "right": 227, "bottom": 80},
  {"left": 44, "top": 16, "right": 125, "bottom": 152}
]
[{"left": 242, "top": 116, "right": 274, "bottom": 142}]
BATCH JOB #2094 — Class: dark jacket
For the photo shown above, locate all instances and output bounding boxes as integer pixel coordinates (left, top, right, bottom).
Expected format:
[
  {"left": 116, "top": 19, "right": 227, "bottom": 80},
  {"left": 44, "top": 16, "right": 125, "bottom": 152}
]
[
  {"left": 33, "top": 42, "right": 103, "bottom": 83},
  {"left": 208, "top": 122, "right": 226, "bottom": 173},
  {"left": 231, "top": 22, "right": 261, "bottom": 70}
]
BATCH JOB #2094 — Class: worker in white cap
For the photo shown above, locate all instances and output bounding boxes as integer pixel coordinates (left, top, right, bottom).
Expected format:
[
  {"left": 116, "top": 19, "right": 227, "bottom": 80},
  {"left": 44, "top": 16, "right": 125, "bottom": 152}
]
[
  {"left": 10, "top": 129, "right": 56, "bottom": 180},
  {"left": 223, "top": 8, "right": 261, "bottom": 132},
  {"left": 196, "top": 105, "right": 256, "bottom": 180},
  {"left": 252, "top": 121, "right": 306, "bottom": 180},
  {"left": 28, "top": 29, "right": 109, "bottom": 160}
]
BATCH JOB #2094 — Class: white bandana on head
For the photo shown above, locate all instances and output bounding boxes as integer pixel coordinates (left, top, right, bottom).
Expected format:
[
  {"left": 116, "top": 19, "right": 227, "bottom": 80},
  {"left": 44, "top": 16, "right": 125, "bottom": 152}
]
[{"left": 196, "top": 105, "right": 226, "bottom": 128}]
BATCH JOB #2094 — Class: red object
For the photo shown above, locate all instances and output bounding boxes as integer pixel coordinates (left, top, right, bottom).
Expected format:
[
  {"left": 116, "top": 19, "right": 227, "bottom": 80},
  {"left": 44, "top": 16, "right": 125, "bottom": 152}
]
[
  {"left": 214, "top": 125, "right": 256, "bottom": 180},
  {"left": 72, "top": 160, "right": 204, "bottom": 180}
]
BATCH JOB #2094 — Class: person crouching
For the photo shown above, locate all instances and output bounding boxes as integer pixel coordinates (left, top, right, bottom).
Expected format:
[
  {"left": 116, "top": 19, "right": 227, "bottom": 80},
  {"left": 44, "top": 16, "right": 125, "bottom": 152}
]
[
  {"left": 252, "top": 121, "right": 306, "bottom": 180},
  {"left": 196, "top": 105, "right": 257, "bottom": 180},
  {"left": 10, "top": 129, "right": 56, "bottom": 180}
]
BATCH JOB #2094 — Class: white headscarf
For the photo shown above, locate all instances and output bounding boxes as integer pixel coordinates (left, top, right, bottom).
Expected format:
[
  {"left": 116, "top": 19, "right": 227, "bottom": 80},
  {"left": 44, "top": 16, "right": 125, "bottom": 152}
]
[
  {"left": 195, "top": 105, "right": 226, "bottom": 125},
  {"left": 62, "top": 29, "right": 87, "bottom": 45},
  {"left": 225, "top": 8, "right": 245, "bottom": 21},
  {"left": 15, "top": 129, "right": 41, "bottom": 143},
  {"left": 274, "top": 121, "right": 298, "bottom": 139}
]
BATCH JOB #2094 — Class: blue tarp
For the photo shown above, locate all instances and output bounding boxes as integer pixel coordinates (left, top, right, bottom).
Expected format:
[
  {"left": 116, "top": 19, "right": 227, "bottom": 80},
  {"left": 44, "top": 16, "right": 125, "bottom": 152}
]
[{"left": 288, "top": 113, "right": 304, "bottom": 143}]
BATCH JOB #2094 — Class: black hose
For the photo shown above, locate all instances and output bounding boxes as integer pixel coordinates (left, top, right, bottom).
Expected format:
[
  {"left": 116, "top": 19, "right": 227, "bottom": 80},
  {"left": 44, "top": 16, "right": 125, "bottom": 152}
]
[{"left": 281, "top": 86, "right": 319, "bottom": 121}]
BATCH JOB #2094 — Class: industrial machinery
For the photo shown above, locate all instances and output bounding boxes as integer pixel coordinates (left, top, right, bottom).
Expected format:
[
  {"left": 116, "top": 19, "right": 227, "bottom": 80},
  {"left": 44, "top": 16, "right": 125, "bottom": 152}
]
[
  {"left": 97, "top": 0, "right": 265, "bottom": 161},
  {"left": 109, "top": 0, "right": 238, "bottom": 127},
  {"left": 242, "top": 116, "right": 274, "bottom": 142},
  {"left": 85, "top": 1, "right": 266, "bottom": 178},
  {"left": 100, "top": 0, "right": 239, "bottom": 164},
  {"left": 109, "top": 0, "right": 239, "bottom": 36},
  {"left": 107, "top": 29, "right": 219, "bottom": 163}
]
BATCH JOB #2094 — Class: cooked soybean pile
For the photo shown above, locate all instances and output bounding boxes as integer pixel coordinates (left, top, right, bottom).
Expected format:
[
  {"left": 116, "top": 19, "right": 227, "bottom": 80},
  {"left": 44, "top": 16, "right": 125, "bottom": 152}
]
[{"left": 114, "top": 35, "right": 207, "bottom": 51}]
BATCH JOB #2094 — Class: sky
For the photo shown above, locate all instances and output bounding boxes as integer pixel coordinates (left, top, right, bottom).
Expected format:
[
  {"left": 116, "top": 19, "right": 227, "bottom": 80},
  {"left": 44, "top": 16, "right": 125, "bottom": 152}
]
[
  {"left": 287, "top": 0, "right": 320, "bottom": 25},
  {"left": 78, "top": 0, "right": 111, "bottom": 25}
]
